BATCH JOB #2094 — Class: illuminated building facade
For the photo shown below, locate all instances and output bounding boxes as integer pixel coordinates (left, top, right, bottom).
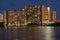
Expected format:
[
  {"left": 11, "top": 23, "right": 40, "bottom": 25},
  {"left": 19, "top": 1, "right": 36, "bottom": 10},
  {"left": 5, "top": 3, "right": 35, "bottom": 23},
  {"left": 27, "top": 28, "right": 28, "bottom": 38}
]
[
  {"left": 3, "top": 5, "right": 56, "bottom": 26},
  {"left": 4, "top": 10, "right": 20, "bottom": 27},
  {"left": 51, "top": 11, "right": 56, "bottom": 22},
  {"left": 52, "top": 11, "right": 56, "bottom": 21},
  {"left": 0, "top": 13, "right": 3, "bottom": 22},
  {"left": 21, "top": 5, "right": 56, "bottom": 24},
  {"left": 42, "top": 6, "right": 51, "bottom": 23},
  {"left": 19, "top": 11, "right": 26, "bottom": 25},
  {"left": 22, "top": 5, "right": 43, "bottom": 24},
  {"left": 4, "top": 11, "right": 8, "bottom": 26},
  {"left": 26, "top": 6, "right": 40, "bottom": 23}
]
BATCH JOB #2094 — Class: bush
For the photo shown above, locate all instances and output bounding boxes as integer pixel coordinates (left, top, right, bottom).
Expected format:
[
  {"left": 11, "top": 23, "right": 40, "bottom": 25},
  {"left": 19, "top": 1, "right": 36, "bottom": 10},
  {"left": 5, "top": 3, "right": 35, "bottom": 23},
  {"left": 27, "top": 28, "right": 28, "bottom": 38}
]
[{"left": 0, "top": 22, "right": 5, "bottom": 28}]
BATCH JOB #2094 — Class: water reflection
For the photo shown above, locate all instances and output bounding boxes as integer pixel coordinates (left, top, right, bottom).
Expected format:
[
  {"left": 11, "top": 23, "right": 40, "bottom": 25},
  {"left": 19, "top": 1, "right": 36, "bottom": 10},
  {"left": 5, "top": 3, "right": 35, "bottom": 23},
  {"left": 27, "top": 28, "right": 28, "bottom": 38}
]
[
  {"left": 41, "top": 26, "right": 55, "bottom": 40},
  {"left": 5, "top": 26, "right": 55, "bottom": 40}
]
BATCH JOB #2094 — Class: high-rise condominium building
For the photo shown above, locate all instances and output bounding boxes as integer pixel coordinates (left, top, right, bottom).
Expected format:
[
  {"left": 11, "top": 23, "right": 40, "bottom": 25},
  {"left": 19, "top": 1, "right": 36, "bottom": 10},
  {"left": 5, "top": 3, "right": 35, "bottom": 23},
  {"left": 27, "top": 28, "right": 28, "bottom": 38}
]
[
  {"left": 4, "top": 10, "right": 20, "bottom": 27},
  {"left": 22, "top": 5, "right": 52, "bottom": 24},
  {"left": 22, "top": 5, "right": 44, "bottom": 24},
  {"left": 3, "top": 5, "right": 56, "bottom": 27},
  {"left": 42, "top": 6, "right": 51, "bottom": 23}
]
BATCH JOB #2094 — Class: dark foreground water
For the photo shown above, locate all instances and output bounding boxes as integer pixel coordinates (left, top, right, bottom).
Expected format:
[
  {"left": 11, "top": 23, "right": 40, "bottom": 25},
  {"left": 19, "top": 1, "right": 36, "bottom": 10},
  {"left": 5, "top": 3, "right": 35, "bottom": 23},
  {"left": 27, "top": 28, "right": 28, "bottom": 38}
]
[{"left": 0, "top": 26, "right": 60, "bottom": 40}]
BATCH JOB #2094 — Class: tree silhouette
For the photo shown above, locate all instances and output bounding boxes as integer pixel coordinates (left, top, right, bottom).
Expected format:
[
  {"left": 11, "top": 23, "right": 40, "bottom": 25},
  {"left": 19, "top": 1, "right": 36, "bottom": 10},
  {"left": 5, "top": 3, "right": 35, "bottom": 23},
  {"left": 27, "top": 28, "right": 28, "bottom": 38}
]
[{"left": 0, "top": 22, "right": 5, "bottom": 28}]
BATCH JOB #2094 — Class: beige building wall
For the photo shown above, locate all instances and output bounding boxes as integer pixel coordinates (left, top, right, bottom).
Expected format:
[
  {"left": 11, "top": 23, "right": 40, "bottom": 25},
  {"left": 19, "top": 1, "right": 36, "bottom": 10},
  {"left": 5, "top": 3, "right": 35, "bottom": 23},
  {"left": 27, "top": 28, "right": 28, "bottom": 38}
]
[
  {"left": 42, "top": 6, "right": 51, "bottom": 23},
  {"left": 4, "top": 10, "right": 20, "bottom": 27},
  {"left": 3, "top": 10, "right": 8, "bottom": 26},
  {"left": 50, "top": 11, "right": 56, "bottom": 22},
  {"left": 47, "top": 7, "right": 51, "bottom": 22},
  {"left": 0, "top": 13, "right": 3, "bottom": 22},
  {"left": 42, "top": 6, "right": 47, "bottom": 23}
]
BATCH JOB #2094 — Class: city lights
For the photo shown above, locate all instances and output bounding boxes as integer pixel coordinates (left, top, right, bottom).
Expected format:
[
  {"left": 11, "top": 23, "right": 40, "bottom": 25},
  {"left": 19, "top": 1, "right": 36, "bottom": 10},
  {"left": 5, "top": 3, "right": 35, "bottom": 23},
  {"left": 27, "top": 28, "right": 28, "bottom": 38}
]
[
  {"left": 47, "top": 7, "right": 50, "bottom": 11},
  {"left": 0, "top": 5, "right": 57, "bottom": 27}
]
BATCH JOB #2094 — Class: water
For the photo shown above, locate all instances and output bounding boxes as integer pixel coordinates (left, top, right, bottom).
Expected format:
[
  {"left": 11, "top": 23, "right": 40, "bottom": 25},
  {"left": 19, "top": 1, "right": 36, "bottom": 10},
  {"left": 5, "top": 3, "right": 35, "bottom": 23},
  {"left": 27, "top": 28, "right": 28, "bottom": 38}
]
[{"left": 0, "top": 26, "right": 60, "bottom": 40}]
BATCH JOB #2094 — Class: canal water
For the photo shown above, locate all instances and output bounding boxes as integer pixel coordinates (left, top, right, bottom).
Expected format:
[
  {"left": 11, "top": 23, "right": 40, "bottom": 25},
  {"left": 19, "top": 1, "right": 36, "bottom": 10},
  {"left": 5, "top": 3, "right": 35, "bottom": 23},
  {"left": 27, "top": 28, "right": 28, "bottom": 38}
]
[{"left": 0, "top": 26, "right": 60, "bottom": 40}]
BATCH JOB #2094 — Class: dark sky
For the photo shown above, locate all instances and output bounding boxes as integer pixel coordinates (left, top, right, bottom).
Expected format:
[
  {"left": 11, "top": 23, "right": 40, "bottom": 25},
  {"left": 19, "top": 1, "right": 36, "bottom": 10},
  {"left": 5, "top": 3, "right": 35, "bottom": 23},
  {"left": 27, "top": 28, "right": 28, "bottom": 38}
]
[{"left": 0, "top": 0, "right": 60, "bottom": 20}]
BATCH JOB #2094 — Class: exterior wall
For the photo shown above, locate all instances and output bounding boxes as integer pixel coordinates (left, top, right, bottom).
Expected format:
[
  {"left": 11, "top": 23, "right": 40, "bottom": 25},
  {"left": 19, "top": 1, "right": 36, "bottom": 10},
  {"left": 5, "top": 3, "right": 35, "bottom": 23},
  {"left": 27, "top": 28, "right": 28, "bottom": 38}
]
[
  {"left": 52, "top": 11, "right": 56, "bottom": 21},
  {"left": 19, "top": 11, "right": 26, "bottom": 25},
  {"left": 0, "top": 13, "right": 3, "bottom": 22},
  {"left": 23, "top": 5, "right": 41, "bottom": 24},
  {"left": 42, "top": 5, "right": 49, "bottom": 23},
  {"left": 3, "top": 11, "right": 8, "bottom": 27},
  {"left": 42, "top": 6, "right": 51, "bottom": 23},
  {"left": 47, "top": 7, "right": 51, "bottom": 23},
  {"left": 50, "top": 11, "right": 56, "bottom": 22},
  {"left": 4, "top": 10, "right": 20, "bottom": 27},
  {"left": 3, "top": 5, "right": 56, "bottom": 26}
]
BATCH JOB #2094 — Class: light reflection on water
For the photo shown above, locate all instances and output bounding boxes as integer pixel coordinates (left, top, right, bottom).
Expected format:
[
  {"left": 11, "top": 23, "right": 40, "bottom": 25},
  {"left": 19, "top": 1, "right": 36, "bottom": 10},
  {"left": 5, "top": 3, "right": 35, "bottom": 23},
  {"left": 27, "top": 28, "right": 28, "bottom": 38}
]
[
  {"left": 41, "top": 26, "right": 55, "bottom": 40},
  {"left": 4, "top": 26, "right": 55, "bottom": 40}
]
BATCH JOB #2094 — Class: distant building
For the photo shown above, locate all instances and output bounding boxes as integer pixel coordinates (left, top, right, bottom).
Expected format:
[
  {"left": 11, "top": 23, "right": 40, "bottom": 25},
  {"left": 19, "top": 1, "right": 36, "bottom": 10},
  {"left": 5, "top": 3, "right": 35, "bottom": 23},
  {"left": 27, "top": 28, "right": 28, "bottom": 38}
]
[
  {"left": 52, "top": 11, "right": 56, "bottom": 21},
  {"left": 55, "top": 20, "right": 60, "bottom": 22},
  {"left": 0, "top": 13, "right": 3, "bottom": 22},
  {"left": 51, "top": 11, "right": 56, "bottom": 22}
]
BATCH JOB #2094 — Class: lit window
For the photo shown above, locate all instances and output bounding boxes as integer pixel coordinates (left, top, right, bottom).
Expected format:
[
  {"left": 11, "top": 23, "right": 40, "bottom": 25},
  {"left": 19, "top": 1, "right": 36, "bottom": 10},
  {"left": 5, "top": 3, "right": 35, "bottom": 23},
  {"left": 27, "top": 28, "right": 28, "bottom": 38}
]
[
  {"left": 8, "top": 23, "right": 11, "bottom": 26},
  {"left": 32, "top": 19, "right": 34, "bottom": 20},
  {"left": 35, "top": 15, "right": 37, "bottom": 17},
  {"left": 22, "top": 8, "right": 24, "bottom": 11},
  {"left": 18, "top": 23, "right": 20, "bottom": 26},
  {"left": 16, "top": 24, "right": 18, "bottom": 25},
  {"left": 5, "top": 23, "right": 7, "bottom": 25},
  {"left": 30, "top": 10, "right": 32, "bottom": 12},
  {"left": 23, "top": 13, "right": 25, "bottom": 15},
  {"left": 12, "top": 24, "right": 14, "bottom": 25},
  {"left": 9, "top": 14, "right": 12, "bottom": 15},
  {"left": 15, "top": 15, "right": 17, "bottom": 17},
  {"left": 35, "top": 6, "right": 37, "bottom": 8},
  {"left": 38, "top": 12, "right": 40, "bottom": 14},
  {"left": 15, "top": 22, "right": 17, "bottom": 23}
]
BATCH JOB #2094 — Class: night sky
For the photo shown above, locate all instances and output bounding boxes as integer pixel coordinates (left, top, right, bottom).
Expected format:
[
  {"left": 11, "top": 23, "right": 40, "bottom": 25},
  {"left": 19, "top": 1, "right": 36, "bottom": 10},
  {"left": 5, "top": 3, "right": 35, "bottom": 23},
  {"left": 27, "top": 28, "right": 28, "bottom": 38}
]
[{"left": 0, "top": 0, "right": 60, "bottom": 20}]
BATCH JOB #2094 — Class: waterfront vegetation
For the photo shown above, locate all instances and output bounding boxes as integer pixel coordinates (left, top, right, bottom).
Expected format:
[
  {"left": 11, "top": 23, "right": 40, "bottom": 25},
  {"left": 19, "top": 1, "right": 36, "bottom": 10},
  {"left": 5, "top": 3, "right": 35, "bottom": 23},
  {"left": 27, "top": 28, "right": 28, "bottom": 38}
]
[
  {"left": 48, "top": 22, "right": 60, "bottom": 26},
  {"left": 27, "top": 22, "right": 60, "bottom": 26},
  {"left": 0, "top": 22, "right": 60, "bottom": 27},
  {"left": 26, "top": 23, "right": 40, "bottom": 26},
  {"left": 0, "top": 22, "right": 5, "bottom": 27}
]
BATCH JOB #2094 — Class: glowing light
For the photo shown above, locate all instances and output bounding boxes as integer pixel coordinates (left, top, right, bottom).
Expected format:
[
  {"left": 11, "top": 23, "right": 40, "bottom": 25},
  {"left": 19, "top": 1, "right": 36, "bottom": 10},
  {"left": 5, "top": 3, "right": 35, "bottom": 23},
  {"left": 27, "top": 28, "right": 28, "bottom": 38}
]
[
  {"left": 44, "top": 26, "right": 55, "bottom": 40},
  {"left": 15, "top": 15, "right": 17, "bottom": 17},
  {"left": 15, "top": 22, "right": 17, "bottom": 23},
  {"left": 9, "top": 23, "right": 11, "bottom": 25},
  {"left": 47, "top": 7, "right": 50, "bottom": 11},
  {"left": 35, "top": 6, "right": 37, "bottom": 8}
]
